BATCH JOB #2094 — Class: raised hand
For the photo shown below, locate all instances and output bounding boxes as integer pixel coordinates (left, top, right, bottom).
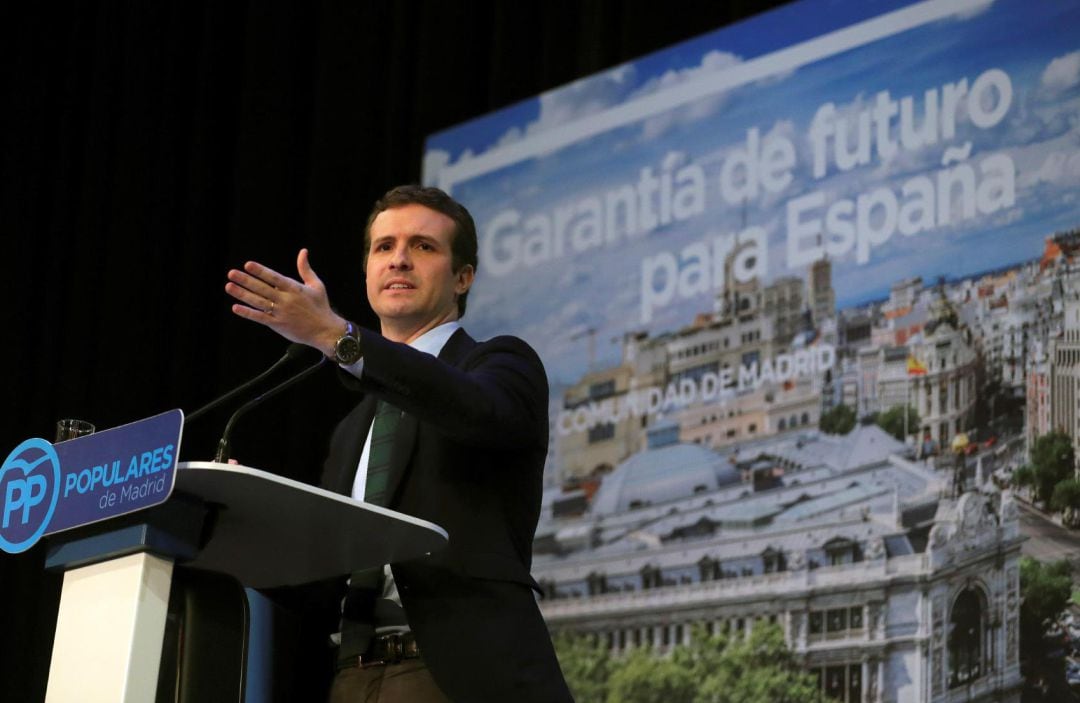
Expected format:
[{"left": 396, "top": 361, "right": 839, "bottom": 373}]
[{"left": 225, "top": 248, "right": 346, "bottom": 356}]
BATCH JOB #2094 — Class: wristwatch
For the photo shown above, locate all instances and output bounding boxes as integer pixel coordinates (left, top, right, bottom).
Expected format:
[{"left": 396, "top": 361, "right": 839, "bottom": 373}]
[{"left": 333, "top": 321, "right": 363, "bottom": 365}]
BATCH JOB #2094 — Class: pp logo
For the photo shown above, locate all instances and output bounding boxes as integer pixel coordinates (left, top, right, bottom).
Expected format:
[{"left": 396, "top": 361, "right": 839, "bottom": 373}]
[{"left": 0, "top": 438, "right": 61, "bottom": 554}]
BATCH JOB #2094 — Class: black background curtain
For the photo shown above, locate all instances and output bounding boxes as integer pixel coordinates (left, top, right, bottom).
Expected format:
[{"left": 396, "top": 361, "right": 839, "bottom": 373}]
[{"left": 1, "top": 1, "right": 785, "bottom": 698}]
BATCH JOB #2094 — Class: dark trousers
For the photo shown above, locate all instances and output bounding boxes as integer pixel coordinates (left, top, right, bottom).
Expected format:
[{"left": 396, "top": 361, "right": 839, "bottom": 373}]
[
  {"left": 329, "top": 659, "right": 452, "bottom": 703},
  {"left": 400, "top": 579, "right": 576, "bottom": 703}
]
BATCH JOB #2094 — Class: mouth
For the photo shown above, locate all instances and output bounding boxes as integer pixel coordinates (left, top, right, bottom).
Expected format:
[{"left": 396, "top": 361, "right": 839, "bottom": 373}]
[{"left": 384, "top": 280, "right": 416, "bottom": 290}]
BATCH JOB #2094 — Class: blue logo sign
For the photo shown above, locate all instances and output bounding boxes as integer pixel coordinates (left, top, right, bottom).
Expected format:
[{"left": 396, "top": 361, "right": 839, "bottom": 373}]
[
  {"left": 0, "top": 410, "right": 184, "bottom": 554},
  {"left": 0, "top": 439, "right": 62, "bottom": 553}
]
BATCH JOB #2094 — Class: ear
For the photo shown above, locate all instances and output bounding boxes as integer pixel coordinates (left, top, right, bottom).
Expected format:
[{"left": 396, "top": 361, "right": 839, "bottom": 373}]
[{"left": 455, "top": 264, "right": 475, "bottom": 295}]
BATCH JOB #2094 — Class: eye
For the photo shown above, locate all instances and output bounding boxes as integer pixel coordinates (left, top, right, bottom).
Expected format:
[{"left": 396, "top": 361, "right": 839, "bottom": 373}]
[{"left": 417, "top": 242, "right": 435, "bottom": 251}]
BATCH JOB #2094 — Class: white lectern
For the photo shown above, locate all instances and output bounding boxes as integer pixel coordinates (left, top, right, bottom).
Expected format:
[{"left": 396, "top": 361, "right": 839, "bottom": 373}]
[{"left": 43, "top": 461, "right": 448, "bottom": 703}]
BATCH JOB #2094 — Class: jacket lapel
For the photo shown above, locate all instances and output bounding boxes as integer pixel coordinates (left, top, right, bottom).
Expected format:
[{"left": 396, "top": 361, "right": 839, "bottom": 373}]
[
  {"left": 437, "top": 327, "right": 476, "bottom": 367},
  {"left": 329, "top": 395, "right": 378, "bottom": 496},
  {"left": 382, "top": 328, "right": 476, "bottom": 507}
]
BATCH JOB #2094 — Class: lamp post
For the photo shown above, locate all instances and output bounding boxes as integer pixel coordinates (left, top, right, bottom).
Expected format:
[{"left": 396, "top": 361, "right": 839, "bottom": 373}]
[{"left": 952, "top": 432, "right": 971, "bottom": 497}]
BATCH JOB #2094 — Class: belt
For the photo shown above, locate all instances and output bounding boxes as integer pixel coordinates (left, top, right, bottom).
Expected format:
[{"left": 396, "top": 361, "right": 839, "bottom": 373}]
[{"left": 337, "top": 632, "right": 421, "bottom": 670}]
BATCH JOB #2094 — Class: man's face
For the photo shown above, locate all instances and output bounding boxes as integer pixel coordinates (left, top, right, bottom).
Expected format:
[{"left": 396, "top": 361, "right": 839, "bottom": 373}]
[{"left": 365, "top": 204, "right": 474, "bottom": 337}]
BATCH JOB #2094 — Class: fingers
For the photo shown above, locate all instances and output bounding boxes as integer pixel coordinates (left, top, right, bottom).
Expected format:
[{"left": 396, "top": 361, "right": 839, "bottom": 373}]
[
  {"left": 224, "top": 279, "right": 273, "bottom": 313},
  {"left": 224, "top": 251, "right": 339, "bottom": 351},
  {"left": 297, "top": 248, "right": 321, "bottom": 286},
  {"left": 226, "top": 268, "right": 276, "bottom": 300},
  {"left": 242, "top": 260, "right": 296, "bottom": 292},
  {"left": 225, "top": 257, "right": 307, "bottom": 312},
  {"left": 230, "top": 301, "right": 271, "bottom": 323}
]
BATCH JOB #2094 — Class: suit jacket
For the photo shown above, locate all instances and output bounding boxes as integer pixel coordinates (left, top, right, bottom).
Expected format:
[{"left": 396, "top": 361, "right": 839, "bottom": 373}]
[{"left": 320, "top": 327, "right": 572, "bottom": 702}]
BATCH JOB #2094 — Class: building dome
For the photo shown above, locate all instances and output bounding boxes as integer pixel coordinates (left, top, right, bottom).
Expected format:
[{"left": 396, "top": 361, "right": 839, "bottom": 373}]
[{"left": 590, "top": 422, "right": 741, "bottom": 516}]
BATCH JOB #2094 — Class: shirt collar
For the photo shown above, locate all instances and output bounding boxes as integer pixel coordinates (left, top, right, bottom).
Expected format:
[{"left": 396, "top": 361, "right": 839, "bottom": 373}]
[{"left": 408, "top": 321, "right": 461, "bottom": 357}]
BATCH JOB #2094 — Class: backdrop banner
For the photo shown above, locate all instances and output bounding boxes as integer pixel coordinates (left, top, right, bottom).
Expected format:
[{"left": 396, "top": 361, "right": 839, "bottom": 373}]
[{"left": 425, "top": 0, "right": 1079, "bottom": 476}]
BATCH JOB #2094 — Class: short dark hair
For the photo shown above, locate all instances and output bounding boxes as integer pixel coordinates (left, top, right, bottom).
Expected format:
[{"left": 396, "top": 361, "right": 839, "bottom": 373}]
[{"left": 364, "top": 185, "right": 478, "bottom": 317}]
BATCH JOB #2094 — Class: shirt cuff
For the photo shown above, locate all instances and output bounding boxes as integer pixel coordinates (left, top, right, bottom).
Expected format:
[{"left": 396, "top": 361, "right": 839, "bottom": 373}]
[{"left": 341, "top": 357, "right": 365, "bottom": 378}]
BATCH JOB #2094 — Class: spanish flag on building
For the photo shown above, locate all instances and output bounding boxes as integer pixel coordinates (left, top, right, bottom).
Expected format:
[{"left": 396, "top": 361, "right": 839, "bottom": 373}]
[{"left": 907, "top": 355, "right": 928, "bottom": 376}]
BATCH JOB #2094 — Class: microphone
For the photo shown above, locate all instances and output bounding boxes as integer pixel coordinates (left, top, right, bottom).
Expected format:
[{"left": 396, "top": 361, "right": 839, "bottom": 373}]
[
  {"left": 213, "top": 352, "right": 328, "bottom": 463},
  {"left": 186, "top": 343, "right": 310, "bottom": 424}
]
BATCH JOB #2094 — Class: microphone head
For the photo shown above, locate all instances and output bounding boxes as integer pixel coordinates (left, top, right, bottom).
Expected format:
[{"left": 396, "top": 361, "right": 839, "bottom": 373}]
[{"left": 285, "top": 342, "right": 312, "bottom": 360}]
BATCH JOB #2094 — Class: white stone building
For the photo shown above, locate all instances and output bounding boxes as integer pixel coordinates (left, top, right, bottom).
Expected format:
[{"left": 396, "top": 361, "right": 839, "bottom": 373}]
[
  {"left": 877, "top": 294, "right": 979, "bottom": 447},
  {"left": 1048, "top": 296, "right": 1080, "bottom": 473},
  {"left": 535, "top": 424, "right": 1023, "bottom": 703}
]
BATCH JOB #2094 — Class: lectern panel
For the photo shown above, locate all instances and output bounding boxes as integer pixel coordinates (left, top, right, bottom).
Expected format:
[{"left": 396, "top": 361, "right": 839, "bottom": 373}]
[{"left": 175, "top": 462, "right": 448, "bottom": 588}]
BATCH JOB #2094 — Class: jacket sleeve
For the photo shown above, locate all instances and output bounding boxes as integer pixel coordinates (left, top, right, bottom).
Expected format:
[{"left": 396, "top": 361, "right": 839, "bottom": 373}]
[{"left": 340, "top": 330, "right": 548, "bottom": 452}]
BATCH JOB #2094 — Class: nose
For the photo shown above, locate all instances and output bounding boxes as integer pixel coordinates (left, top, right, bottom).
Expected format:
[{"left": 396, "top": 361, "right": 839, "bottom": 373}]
[{"left": 388, "top": 242, "right": 412, "bottom": 270}]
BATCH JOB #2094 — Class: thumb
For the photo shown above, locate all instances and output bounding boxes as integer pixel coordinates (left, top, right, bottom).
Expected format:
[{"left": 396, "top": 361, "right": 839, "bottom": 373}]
[{"left": 297, "top": 248, "right": 324, "bottom": 288}]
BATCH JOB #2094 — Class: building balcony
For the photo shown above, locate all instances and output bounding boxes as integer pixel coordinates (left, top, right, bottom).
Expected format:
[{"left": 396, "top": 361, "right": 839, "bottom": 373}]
[{"left": 540, "top": 554, "right": 929, "bottom": 622}]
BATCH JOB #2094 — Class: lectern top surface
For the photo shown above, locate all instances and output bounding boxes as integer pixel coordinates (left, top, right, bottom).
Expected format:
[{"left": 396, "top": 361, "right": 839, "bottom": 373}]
[{"left": 175, "top": 461, "right": 448, "bottom": 588}]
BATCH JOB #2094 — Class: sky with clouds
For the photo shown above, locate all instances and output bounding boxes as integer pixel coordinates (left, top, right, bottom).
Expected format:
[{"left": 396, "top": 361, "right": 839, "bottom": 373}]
[{"left": 424, "top": 0, "right": 1080, "bottom": 386}]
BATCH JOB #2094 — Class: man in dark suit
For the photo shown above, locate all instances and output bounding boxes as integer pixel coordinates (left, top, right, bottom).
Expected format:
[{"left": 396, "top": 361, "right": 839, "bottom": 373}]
[{"left": 225, "top": 185, "right": 573, "bottom": 702}]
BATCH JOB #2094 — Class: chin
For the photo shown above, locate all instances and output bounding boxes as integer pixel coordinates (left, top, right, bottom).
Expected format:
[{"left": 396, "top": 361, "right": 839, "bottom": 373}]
[{"left": 379, "top": 304, "right": 424, "bottom": 321}]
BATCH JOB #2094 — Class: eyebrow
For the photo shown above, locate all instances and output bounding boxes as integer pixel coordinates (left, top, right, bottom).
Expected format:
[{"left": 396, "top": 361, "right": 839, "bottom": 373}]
[{"left": 370, "top": 233, "right": 441, "bottom": 247}]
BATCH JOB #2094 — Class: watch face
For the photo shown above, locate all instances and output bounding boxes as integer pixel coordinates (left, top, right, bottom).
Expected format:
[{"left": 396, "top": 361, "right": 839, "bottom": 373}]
[{"left": 336, "top": 336, "right": 362, "bottom": 364}]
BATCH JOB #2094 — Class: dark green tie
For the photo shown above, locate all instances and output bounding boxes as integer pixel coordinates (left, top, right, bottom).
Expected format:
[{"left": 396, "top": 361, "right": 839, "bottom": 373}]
[
  {"left": 339, "top": 400, "right": 403, "bottom": 664},
  {"left": 364, "top": 400, "right": 401, "bottom": 507}
]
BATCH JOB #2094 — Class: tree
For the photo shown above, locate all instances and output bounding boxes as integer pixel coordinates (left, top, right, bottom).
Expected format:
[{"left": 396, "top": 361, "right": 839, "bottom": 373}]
[
  {"left": 606, "top": 648, "right": 697, "bottom": 703},
  {"left": 819, "top": 404, "right": 856, "bottom": 435},
  {"left": 555, "top": 624, "right": 822, "bottom": 703},
  {"left": 1050, "top": 479, "right": 1080, "bottom": 528},
  {"left": 683, "top": 625, "right": 822, "bottom": 703},
  {"left": 552, "top": 633, "right": 612, "bottom": 703},
  {"left": 1029, "top": 431, "right": 1075, "bottom": 504},
  {"left": 1012, "top": 465, "right": 1034, "bottom": 492},
  {"left": 876, "top": 405, "right": 920, "bottom": 442},
  {"left": 1019, "top": 557, "right": 1074, "bottom": 698},
  {"left": 1019, "top": 557, "right": 1073, "bottom": 657}
]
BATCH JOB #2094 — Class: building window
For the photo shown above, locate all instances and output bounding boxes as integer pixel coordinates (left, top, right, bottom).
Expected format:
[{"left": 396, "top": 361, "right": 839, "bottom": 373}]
[
  {"left": 808, "top": 606, "right": 864, "bottom": 642},
  {"left": 641, "top": 564, "right": 662, "bottom": 590},
  {"left": 826, "top": 608, "right": 848, "bottom": 634},
  {"left": 824, "top": 537, "right": 861, "bottom": 565},
  {"left": 698, "top": 556, "right": 720, "bottom": 582},
  {"left": 849, "top": 606, "right": 863, "bottom": 630},
  {"left": 762, "top": 547, "right": 786, "bottom": 573},
  {"left": 949, "top": 588, "right": 987, "bottom": 688},
  {"left": 588, "top": 422, "right": 615, "bottom": 443},
  {"left": 589, "top": 380, "right": 616, "bottom": 399},
  {"left": 586, "top": 572, "right": 608, "bottom": 596},
  {"left": 813, "top": 664, "right": 862, "bottom": 702}
]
